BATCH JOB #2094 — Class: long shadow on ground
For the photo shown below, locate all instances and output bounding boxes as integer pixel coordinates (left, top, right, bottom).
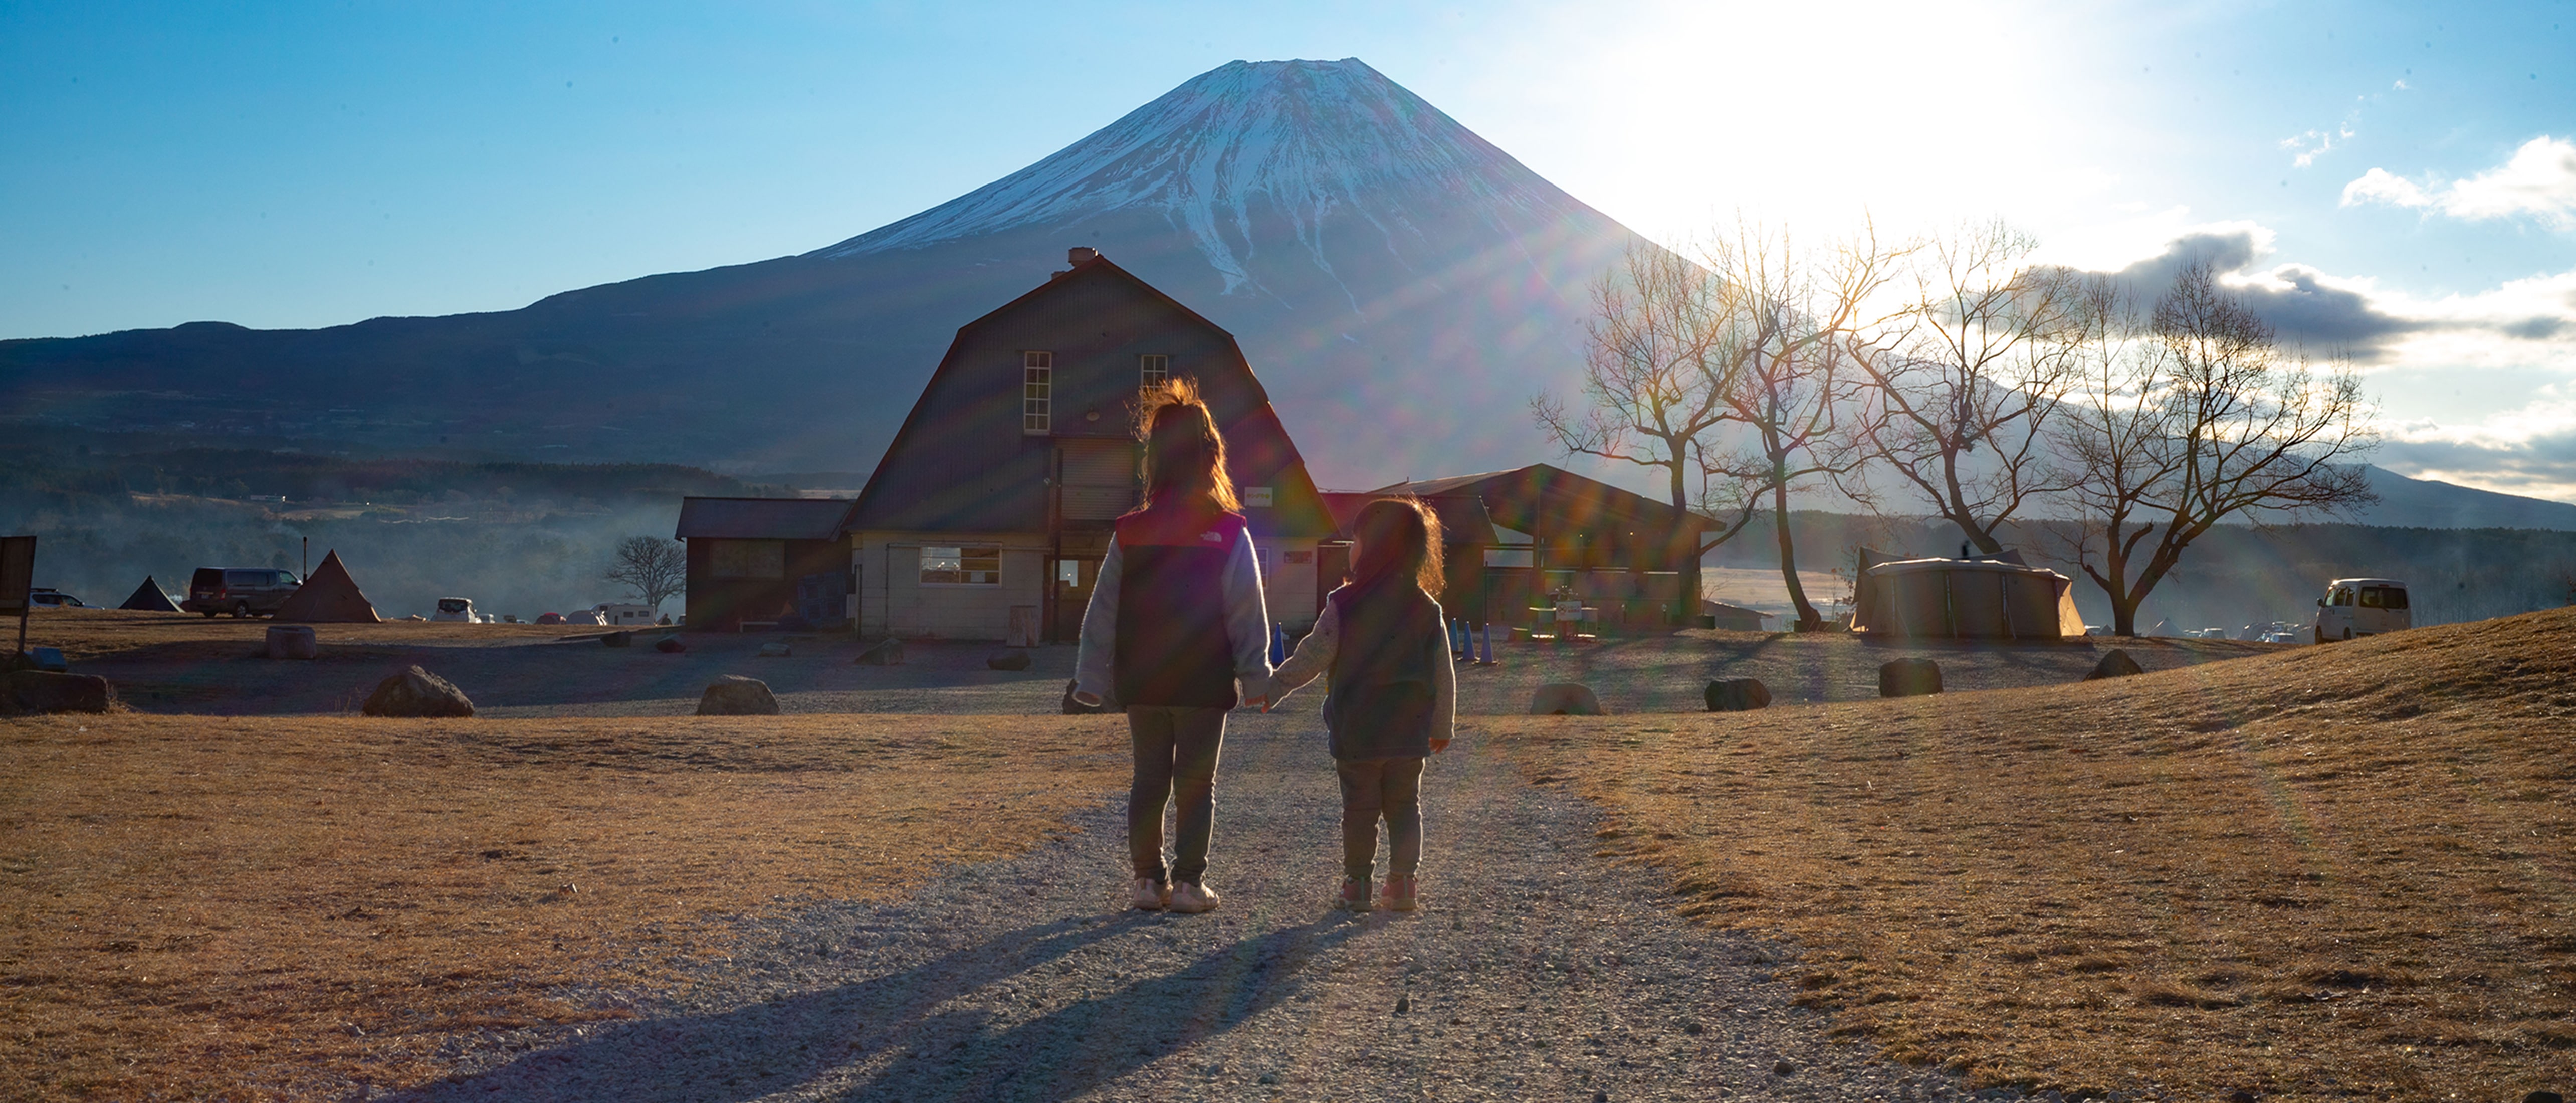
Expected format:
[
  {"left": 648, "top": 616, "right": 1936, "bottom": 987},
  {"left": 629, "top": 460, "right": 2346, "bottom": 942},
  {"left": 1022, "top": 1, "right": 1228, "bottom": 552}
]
[{"left": 390, "top": 911, "right": 1362, "bottom": 1103}]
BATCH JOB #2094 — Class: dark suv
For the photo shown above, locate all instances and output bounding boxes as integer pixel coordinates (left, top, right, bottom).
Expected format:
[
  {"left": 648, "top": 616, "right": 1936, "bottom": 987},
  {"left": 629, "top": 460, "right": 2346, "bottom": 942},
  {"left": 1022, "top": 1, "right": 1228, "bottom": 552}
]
[{"left": 184, "top": 568, "right": 302, "bottom": 618}]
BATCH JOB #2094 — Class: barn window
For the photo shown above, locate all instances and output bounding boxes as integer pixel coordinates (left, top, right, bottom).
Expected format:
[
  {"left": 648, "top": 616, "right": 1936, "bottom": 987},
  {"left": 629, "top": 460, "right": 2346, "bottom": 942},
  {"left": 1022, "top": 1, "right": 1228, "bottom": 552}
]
[
  {"left": 921, "top": 546, "right": 1001, "bottom": 586},
  {"left": 710, "top": 540, "right": 786, "bottom": 579},
  {"left": 1139, "top": 354, "right": 1169, "bottom": 389},
  {"left": 1023, "top": 352, "right": 1053, "bottom": 434}
]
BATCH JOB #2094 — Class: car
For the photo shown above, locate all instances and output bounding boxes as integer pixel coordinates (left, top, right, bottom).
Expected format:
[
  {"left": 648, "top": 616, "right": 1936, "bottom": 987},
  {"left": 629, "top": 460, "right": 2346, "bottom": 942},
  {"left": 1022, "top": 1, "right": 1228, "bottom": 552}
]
[
  {"left": 182, "top": 568, "right": 302, "bottom": 618},
  {"left": 2313, "top": 577, "right": 2411, "bottom": 643},
  {"left": 429, "top": 597, "right": 485, "bottom": 623},
  {"left": 28, "top": 588, "right": 85, "bottom": 608}
]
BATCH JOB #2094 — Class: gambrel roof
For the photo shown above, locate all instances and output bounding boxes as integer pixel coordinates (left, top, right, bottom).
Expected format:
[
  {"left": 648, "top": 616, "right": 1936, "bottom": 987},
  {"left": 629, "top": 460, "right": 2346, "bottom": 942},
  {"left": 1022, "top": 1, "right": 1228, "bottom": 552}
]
[{"left": 841, "top": 251, "right": 1334, "bottom": 539}]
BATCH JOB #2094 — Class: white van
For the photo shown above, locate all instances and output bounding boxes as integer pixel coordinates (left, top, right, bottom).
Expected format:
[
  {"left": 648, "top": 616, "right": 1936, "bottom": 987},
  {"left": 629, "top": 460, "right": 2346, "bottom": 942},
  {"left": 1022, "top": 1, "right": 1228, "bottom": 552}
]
[
  {"left": 2313, "top": 578, "right": 2410, "bottom": 642},
  {"left": 429, "top": 597, "right": 484, "bottom": 623}
]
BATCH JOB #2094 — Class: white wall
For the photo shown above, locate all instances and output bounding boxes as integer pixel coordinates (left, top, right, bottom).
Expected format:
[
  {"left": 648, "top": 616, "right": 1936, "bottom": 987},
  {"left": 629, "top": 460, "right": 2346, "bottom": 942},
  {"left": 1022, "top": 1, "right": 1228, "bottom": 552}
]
[
  {"left": 1260, "top": 536, "right": 1319, "bottom": 630},
  {"left": 850, "top": 531, "right": 1049, "bottom": 640}
]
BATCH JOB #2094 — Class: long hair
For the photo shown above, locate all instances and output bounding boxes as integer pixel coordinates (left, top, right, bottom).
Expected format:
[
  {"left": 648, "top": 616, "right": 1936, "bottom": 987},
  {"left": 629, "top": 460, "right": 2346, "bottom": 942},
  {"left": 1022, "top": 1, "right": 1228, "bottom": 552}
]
[
  {"left": 1349, "top": 496, "right": 1444, "bottom": 595},
  {"left": 1135, "top": 378, "right": 1240, "bottom": 515}
]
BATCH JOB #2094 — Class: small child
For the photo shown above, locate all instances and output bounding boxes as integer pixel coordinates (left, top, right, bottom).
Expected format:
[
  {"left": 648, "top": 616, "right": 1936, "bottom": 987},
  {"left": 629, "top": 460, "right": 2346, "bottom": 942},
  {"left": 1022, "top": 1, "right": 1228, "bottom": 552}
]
[{"left": 1270, "top": 497, "right": 1456, "bottom": 912}]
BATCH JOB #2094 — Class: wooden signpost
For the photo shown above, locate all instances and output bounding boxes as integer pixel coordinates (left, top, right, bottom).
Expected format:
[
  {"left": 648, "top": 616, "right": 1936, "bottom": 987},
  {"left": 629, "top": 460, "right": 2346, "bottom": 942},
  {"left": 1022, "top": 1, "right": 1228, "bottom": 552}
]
[{"left": 0, "top": 535, "right": 34, "bottom": 663}]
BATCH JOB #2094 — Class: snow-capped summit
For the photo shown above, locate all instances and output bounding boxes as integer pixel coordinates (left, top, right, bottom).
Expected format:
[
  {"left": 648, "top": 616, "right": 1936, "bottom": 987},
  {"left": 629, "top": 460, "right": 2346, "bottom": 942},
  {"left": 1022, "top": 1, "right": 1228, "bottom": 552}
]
[{"left": 823, "top": 58, "right": 1597, "bottom": 296}]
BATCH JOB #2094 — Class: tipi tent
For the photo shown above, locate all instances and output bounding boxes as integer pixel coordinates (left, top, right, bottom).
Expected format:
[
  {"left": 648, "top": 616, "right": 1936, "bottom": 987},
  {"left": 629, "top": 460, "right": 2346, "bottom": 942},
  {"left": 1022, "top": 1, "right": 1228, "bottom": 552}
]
[
  {"left": 1849, "top": 558, "right": 2085, "bottom": 640},
  {"left": 118, "top": 576, "right": 181, "bottom": 612},
  {"left": 272, "top": 550, "right": 382, "bottom": 624}
]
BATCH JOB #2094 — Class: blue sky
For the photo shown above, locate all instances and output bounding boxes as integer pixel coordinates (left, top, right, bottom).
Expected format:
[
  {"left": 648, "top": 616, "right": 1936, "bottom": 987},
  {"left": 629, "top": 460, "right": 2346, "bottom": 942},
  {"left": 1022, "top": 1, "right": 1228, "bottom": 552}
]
[{"left": 4, "top": 1, "right": 2573, "bottom": 497}]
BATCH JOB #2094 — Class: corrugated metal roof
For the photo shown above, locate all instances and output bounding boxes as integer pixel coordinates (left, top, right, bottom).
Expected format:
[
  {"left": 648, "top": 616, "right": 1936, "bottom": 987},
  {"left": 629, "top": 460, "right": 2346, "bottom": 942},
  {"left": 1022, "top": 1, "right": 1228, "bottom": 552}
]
[
  {"left": 676, "top": 497, "right": 854, "bottom": 541},
  {"left": 1316, "top": 491, "right": 1498, "bottom": 546},
  {"left": 1372, "top": 464, "right": 1718, "bottom": 537}
]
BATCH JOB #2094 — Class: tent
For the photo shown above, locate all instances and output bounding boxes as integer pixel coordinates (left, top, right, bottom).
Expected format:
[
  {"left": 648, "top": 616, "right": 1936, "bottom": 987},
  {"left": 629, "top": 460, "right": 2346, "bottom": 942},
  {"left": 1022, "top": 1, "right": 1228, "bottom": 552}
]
[
  {"left": 271, "top": 550, "right": 382, "bottom": 623},
  {"left": 1848, "top": 558, "right": 2084, "bottom": 640},
  {"left": 118, "top": 576, "right": 181, "bottom": 612}
]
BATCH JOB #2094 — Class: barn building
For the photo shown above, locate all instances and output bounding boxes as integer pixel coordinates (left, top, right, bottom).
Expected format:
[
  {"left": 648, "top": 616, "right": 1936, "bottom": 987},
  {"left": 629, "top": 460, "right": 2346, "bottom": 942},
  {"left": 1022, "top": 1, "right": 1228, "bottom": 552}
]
[
  {"left": 1373, "top": 464, "right": 1720, "bottom": 631},
  {"left": 675, "top": 496, "right": 856, "bottom": 631},
  {"left": 839, "top": 248, "right": 1337, "bottom": 643}
]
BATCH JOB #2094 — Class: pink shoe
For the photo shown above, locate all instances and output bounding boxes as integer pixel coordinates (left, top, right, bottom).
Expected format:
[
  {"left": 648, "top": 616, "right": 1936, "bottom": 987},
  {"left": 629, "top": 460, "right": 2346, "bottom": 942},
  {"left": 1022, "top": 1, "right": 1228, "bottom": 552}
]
[
  {"left": 1381, "top": 874, "right": 1418, "bottom": 912},
  {"left": 1337, "top": 877, "right": 1373, "bottom": 912}
]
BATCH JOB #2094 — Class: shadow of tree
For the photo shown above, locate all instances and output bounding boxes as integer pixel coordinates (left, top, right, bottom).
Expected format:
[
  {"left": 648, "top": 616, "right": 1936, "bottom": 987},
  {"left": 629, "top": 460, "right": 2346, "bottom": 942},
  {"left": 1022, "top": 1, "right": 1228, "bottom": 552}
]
[{"left": 389, "top": 910, "right": 1366, "bottom": 1102}]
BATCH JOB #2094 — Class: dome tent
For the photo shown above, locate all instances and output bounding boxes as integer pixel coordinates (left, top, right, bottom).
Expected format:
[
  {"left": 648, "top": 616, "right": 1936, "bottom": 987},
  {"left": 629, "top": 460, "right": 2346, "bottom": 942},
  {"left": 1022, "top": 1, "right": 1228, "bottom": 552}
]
[{"left": 1849, "top": 557, "right": 2085, "bottom": 640}]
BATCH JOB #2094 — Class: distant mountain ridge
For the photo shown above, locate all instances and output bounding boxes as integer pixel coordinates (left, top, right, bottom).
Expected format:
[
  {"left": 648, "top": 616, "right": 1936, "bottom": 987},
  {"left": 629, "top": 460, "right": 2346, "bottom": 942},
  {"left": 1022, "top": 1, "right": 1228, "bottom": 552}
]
[
  {"left": 0, "top": 58, "right": 1643, "bottom": 486},
  {"left": 2354, "top": 466, "right": 2576, "bottom": 530}
]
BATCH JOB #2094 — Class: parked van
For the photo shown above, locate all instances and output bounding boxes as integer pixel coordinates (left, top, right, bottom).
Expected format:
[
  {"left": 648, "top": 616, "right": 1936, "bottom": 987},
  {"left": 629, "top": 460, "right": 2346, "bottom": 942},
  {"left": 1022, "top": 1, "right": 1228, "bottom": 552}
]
[
  {"left": 183, "top": 568, "right": 302, "bottom": 618},
  {"left": 594, "top": 603, "right": 657, "bottom": 627},
  {"left": 429, "top": 597, "right": 485, "bottom": 623},
  {"left": 2314, "top": 578, "right": 2410, "bottom": 642}
]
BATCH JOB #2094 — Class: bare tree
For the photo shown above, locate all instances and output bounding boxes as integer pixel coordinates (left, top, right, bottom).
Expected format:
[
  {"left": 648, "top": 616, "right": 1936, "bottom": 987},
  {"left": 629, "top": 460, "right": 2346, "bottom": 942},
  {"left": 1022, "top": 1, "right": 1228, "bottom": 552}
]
[
  {"left": 606, "top": 535, "right": 687, "bottom": 613},
  {"left": 1843, "top": 222, "right": 2088, "bottom": 554},
  {"left": 2054, "top": 264, "right": 2378, "bottom": 635},
  {"left": 1700, "top": 223, "right": 1905, "bottom": 630},
  {"left": 1532, "top": 241, "right": 1766, "bottom": 619}
]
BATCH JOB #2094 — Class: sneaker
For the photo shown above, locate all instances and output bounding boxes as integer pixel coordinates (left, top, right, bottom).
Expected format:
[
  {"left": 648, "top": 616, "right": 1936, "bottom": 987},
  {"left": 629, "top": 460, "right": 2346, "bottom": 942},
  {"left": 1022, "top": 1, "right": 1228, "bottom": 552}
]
[
  {"left": 1130, "top": 878, "right": 1170, "bottom": 911},
  {"left": 1382, "top": 874, "right": 1419, "bottom": 912},
  {"left": 1336, "top": 877, "right": 1373, "bottom": 912},
  {"left": 1170, "top": 881, "right": 1221, "bottom": 914}
]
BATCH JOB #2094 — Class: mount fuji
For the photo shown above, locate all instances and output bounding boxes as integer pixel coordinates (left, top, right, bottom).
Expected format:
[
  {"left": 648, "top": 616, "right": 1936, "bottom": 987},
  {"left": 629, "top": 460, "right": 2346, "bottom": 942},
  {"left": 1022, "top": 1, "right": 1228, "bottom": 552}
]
[{"left": 0, "top": 58, "right": 1648, "bottom": 486}]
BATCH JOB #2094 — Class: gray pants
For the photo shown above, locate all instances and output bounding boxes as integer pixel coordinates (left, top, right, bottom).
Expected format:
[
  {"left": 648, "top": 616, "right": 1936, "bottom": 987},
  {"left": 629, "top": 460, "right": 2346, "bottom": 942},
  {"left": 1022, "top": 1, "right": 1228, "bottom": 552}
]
[
  {"left": 1336, "top": 756, "right": 1425, "bottom": 881},
  {"left": 1127, "top": 706, "right": 1227, "bottom": 886}
]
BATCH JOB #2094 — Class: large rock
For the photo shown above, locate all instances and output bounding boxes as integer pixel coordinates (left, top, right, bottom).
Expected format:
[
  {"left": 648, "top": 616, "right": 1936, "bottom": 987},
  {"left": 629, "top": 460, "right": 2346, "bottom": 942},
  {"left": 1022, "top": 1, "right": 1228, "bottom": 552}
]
[
  {"left": 855, "top": 637, "right": 905, "bottom": 666},
  {"left": 653, "top": 635, "right": 687, "bottom": 653},
  {"left": 697, "top": 675, "right": 780, "bottom": 715},
  {"left": 264, "top": 625, "right": 319, "bottom": 660},
  {"left": 757, "top": 641, "right": 793, "bottom": 658},
  {"left": 1878, "top": 658, "right": 1943, "bottom": 697},
  {"left": 1704, "top": 677, "right": 1773, "bottom": 712},
  {"left": 2, "top": 671, "right": 116, "bottom": 715},
  {"left": 361, "top": 666, "right": 475, "bottom": 718},
  {"left": 987, "top": 649, "right": 1032, "bottom": 671},
  {"left": 1529, "top": 683, "right": 1603, "bottom": 715},
  {"left": 2084, "top": 648, "right": 2145, "bottom": 681}
]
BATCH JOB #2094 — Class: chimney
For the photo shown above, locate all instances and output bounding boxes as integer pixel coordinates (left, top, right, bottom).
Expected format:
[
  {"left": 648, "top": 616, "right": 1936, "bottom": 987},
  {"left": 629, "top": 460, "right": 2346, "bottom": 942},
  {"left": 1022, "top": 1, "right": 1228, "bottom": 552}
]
[{"left": 1067, "top": 246, "right": 1098, "bottom": 265}]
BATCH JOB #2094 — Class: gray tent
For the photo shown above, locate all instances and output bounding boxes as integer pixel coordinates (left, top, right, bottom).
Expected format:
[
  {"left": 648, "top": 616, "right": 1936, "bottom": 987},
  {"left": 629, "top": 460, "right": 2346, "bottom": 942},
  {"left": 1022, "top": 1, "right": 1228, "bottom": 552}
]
[
  {"left": 1849, "top": 558, "right": 2085, "bottom": 640},
  {"left": 118, "top": 576, "right": 181, "bottom": 612}
]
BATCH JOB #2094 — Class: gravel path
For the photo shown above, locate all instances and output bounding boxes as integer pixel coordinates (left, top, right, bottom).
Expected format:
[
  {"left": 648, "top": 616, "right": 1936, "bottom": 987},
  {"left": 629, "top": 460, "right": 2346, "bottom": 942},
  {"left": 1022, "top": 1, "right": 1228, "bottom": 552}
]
[{"left": 390, "top": 714, "right": 2009, "bottom": 1102}]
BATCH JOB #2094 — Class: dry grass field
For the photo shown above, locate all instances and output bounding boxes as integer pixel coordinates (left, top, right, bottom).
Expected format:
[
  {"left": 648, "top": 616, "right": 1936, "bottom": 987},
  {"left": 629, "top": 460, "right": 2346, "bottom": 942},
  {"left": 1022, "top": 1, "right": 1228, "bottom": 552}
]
[
  {"left": 15, "top": 608, "right": 573, "bottom": 663},
  {"left": 1488, "top": 607, "right": 2576, "bottom": 1101},
  {"left": 0, "top": 712, "right": 1128, "bottom": 1101}
]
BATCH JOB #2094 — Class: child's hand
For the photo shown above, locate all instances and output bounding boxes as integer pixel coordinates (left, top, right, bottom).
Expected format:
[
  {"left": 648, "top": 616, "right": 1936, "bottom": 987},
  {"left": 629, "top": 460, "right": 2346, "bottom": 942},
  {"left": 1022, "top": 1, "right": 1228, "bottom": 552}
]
[{"left": 1431, "top": 737, "right": 1451, "bottom": 755}]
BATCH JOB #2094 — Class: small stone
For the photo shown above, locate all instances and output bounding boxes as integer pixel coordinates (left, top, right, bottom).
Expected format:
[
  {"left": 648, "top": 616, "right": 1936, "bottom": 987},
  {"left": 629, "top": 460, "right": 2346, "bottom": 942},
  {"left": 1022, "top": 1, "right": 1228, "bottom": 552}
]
[
  {"left": 2524, "top": 1093, "right": 2564, "bottom": 1103},
  {"left": 359, "top": 666, "right": 474, "bottom": 718},
  {"left": 1704, "top": 677, "right": 1772, "bottom": 711},
  {"left": 1393, "top": 995, "right": 1409, "bottom": 1014},
  {"left": 1258, "top": 1072, "right": 1279, "bottom": 1085},
  {"left": 1773, "top": 1058, "right": 1797, "bottom": 1076},
  {"left": 757, "top": 641, "right": 792, "bottom": 658},
  {"left": 2084, "top": 648, "right": 2144, "bottom": 680},
  {"left": 697, "top": 675, "right": 780, "bottom": 716},
  {"left": 1529, "top": 682, "right": 1602, "bottom": 715},
  {"left": 1877, "top": 658, "right": 1942, "bottom": 697},
  {"left": 1, "top": 670, "right": 116, "bottom": 715},
  {"left": 1594, "top": 1093, "right": 1609, "bottom": 1103},
  {"left": 2228, "top": 1091, "right": 2257, "bottom": 1103},
  {"left": 855, "top": 637, "right": 904, "bottom": 665},
  {"left": 264, "top": 625, "right": 318, "bottom": 660}
]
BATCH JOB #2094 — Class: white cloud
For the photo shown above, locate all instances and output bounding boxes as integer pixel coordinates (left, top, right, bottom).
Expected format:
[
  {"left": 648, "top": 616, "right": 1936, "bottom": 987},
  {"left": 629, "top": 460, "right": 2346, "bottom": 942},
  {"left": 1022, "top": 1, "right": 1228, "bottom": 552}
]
[
  {"left": 2379, "top": 384, "right": 2576, "bottom": 504},
  {"left": 2341, "top": 135, "right": 2576, "bottom": 227},
  {"left": 2281, "top": 123, "right": 2353, "bottom": 169}
]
